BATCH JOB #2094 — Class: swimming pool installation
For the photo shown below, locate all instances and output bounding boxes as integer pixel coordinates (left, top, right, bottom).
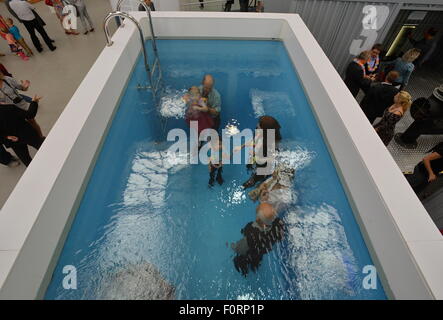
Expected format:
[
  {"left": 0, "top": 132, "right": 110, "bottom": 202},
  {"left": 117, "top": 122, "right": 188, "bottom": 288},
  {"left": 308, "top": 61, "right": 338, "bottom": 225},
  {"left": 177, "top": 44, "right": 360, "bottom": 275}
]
[{"left": 0, "top": 12, "right": 442, "bottom": 300}]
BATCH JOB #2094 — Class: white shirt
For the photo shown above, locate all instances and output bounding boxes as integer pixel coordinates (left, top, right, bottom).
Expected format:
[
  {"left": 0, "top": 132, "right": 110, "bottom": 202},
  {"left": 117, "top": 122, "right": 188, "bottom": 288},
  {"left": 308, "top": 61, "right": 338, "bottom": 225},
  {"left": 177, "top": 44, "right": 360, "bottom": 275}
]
[{"left": 9, "top": 0, "right": 36, "bottom": 22}]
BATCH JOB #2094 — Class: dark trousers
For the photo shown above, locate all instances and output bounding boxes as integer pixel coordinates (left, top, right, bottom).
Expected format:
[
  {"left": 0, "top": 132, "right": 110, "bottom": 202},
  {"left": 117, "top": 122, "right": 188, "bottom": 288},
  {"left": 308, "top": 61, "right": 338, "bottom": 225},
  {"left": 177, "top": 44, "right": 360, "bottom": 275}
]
[
  {"left": 406, "top": 165, "right": 428, "bottom": 193},
  {"left": 22, "top": 18, "right": 54, "bottom": 51},
  {"left": 224, "top": 0, "right": 234, "bottom": 11},
  {"left": 8, "top": 123, "right": 44, "bottom": 167},
  {"left": 240, "top": 0, "right": 249, "bottom": 11},
  {"left": 0, "top": 144, "right": 13, "bottom": 166},
  {"left": 406, "top": 165, "right": 443, "bottom": 200},
  {"left": 243, "top": 162, "right": 270, "bottom": 188},
  {"left": 400, "top": 119, "right": 443, "bottom": 144},
  {"left": 212, "top": 114, "right": 221, "bottom": 132},
  {"left": 210, "top": 166, "right": 223, "bottom": 180}
]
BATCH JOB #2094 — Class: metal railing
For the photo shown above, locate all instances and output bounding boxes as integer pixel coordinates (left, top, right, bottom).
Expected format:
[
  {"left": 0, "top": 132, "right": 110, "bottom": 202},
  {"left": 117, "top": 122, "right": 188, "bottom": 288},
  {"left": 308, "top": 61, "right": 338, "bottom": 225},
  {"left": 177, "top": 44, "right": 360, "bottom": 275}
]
[
  {"left": 103, "top": 11, "right": 153, "bottom": 91},
  {"left": 104, "top": 1, "right": 163, "bottom": 101}
]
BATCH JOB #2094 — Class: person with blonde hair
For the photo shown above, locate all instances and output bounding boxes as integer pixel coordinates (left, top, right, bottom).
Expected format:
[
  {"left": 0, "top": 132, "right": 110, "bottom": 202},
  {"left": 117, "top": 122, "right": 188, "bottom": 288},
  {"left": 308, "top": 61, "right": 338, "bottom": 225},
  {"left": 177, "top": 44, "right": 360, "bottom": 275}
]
[
  {"left": 374, "top": 91, "right": 412, "bottom": 146},
  {"left": 382, "top": 48, "right": 421, "bottom": 90}
]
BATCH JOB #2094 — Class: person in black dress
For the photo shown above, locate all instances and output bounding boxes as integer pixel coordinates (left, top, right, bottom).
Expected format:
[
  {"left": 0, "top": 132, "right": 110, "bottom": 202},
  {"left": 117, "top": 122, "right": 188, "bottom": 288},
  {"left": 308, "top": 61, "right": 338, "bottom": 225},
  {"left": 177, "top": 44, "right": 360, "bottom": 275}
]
[{"left": 374, "top": 91, "right": 412, "bottom": 146}]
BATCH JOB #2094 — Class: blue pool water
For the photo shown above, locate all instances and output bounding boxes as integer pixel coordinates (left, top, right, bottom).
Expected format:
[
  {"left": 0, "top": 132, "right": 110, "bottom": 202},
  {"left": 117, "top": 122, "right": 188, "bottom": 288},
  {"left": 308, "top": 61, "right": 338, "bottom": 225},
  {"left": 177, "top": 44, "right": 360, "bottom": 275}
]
[{"left": 45, "top": 40, "right": 387, "bottom": 300}]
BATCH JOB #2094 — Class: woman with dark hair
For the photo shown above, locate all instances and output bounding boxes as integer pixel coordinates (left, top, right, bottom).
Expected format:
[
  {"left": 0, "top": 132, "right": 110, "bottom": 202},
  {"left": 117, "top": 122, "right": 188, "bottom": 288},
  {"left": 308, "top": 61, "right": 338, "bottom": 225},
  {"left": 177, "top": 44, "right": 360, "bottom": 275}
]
[{"left": 236, "top": 115, "right": 282, "bottom": 189}]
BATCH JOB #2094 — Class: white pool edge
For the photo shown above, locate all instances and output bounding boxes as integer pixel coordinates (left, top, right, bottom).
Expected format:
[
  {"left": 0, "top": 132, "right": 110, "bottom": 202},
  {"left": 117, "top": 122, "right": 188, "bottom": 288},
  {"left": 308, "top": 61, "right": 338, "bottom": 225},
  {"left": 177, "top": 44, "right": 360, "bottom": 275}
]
[{"left": 0, "top": 12, "right": 442, "bottom": 300}]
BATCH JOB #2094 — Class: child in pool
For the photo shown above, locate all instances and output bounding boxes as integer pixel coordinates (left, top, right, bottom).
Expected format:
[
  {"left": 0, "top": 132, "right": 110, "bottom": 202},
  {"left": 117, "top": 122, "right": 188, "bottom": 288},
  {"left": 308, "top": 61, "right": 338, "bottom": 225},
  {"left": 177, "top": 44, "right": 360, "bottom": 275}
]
[
  {"left": 208, "top": 139, "right": 229, "bottom": 187},
  {"left": 184, "top": 86, "right": 214, "bottom": 135}
]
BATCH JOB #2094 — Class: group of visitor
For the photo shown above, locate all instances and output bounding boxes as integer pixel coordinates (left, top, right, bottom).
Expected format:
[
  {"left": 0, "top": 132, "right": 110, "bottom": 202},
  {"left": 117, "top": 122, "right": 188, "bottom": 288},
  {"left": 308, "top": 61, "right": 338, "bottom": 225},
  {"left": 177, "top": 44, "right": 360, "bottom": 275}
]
[
  {"left": 344, "top": 27, "right": 443, "bottom": 201},
  {"left": 344, "top": 44, "right": 414, "bottom": 147},
  {"left": 0, "top": 69, "right": 45, "bottom": 167},
  {"left": 0, "top": 0, "right": 97, "bottom": 60},
  {"left": 0, "top": 0, "right": 160, "bottom": 168},
  {"left": 0, "top": 0, "right": 96, "bottom": 167}
]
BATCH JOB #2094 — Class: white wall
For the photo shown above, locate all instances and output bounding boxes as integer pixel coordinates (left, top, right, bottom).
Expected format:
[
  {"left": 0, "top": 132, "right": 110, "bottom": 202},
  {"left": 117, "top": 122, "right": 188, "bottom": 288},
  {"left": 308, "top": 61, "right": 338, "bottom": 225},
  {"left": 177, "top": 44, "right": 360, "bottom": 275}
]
[{"left": 266, "top": 0, "right": 443, "bottom": 12}]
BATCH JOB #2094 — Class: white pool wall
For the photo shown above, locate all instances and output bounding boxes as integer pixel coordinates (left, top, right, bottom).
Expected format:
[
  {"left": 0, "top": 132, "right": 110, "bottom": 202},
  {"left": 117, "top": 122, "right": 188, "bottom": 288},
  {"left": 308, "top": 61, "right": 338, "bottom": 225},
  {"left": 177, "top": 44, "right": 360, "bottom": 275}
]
[{"left": 0, "top": 12, "right": 442, "bottom": 300}]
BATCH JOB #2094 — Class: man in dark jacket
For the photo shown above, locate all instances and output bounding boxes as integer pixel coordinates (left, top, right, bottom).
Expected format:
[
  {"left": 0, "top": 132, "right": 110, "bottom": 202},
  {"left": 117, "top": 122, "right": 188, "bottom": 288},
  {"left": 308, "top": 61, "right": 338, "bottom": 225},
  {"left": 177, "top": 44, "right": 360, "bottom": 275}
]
[
  {"left": 408, "top": 27, "right": 438, "bottom": 67},
  {"left": 0, "top": 96, "right": 44, "bottom": 167},
  {"left": 395, "top": 84, "right": 443, "bottom": 149},
  {"left": 344, "top": 51, "right": 374, "bottom": 97},
  {"left": 360, "top": 71, "right": 400, "bottom": 124}
]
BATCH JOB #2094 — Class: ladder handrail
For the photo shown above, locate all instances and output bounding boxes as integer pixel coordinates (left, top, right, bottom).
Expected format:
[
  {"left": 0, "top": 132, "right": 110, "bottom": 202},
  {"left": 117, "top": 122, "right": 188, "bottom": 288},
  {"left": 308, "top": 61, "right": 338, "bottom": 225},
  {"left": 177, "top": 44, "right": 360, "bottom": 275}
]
[
  {"left": 115, "top": 0, "right": 163, "bottom": 98},
  {"left": 116, "top": 0, "right": 158, "bottom": 54},
  {"left": 103, "top": 11, "right": 153, "bottom": 89}
]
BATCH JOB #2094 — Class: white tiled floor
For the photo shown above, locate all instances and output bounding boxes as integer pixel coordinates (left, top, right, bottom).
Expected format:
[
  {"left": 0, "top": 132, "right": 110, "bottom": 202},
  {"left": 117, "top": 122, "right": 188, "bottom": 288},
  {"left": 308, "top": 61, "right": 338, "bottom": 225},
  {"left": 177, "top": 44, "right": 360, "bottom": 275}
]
[{"left": 0, "top": 0, "right": 114, "bottom": 209}]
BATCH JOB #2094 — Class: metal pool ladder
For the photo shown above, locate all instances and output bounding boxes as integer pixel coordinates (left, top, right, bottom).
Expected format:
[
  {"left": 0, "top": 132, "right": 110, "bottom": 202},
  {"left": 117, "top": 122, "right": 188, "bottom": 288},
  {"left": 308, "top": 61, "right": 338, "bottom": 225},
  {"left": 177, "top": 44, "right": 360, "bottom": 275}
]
[{"left": 103, "top": 3, "right": 163, "bottom": 101}]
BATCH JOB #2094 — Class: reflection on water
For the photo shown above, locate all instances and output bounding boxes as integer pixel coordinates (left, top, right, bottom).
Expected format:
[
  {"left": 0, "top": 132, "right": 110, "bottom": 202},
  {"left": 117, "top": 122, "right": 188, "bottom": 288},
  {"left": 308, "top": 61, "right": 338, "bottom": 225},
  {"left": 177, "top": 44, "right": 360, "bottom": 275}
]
[
  {"left": 285, "top": 204, "right": 360, "bottom": 299},
  {"left": 95, "top": 263, "right": 175, "bottom": 300},
  {"left": 165, "top": 64, "right": 282, "bottom": 79},
  {"left": 250, "top": 89, "right": 295, "bottom": 119},
  {"left": 224, "top": 119, "right": 241, "bottom": 136},
  {"left": 123, "top": 147, "right": 189, "bottom": 208},
  {"left": 159, "top": 87, "right": 188, "bottom": 119}
]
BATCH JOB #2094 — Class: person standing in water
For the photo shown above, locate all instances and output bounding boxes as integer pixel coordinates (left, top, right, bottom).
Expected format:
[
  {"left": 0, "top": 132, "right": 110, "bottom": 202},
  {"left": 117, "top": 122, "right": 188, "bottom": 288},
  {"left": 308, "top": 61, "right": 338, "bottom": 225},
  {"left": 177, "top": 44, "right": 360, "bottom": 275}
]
[
  {"left": 231, "top": 203, "right": 285, "bottom": 276},
  {"left": 199, "top": 74, "right": 222, "bottom": 131}
]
